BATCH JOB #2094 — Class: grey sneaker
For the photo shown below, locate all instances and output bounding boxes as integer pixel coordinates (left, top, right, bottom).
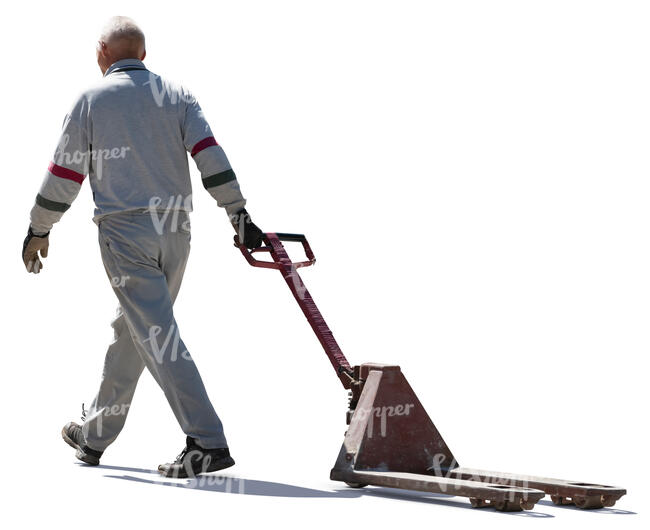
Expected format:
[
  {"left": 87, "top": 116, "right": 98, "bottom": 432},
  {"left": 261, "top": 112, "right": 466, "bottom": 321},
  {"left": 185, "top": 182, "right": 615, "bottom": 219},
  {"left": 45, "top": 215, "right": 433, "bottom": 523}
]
[{"left": 61, "top": 422, "right": 103, "bottom": 466}]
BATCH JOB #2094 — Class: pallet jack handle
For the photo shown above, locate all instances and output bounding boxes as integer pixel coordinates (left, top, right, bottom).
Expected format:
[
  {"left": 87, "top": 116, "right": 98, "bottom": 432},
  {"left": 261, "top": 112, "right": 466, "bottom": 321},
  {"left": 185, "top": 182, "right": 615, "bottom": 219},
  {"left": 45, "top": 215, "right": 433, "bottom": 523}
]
[{"left": 234, "top": 232, "right": 354, "bottom": 389}]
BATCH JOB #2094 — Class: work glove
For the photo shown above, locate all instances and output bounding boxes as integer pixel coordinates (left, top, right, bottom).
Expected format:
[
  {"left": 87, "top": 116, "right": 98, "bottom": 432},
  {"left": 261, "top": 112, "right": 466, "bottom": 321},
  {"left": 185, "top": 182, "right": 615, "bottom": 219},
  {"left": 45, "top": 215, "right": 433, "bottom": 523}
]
[
  {"left": 22, "top": 226, "right": 50, "bottom": 274},
  {"left": 230, "top": 208, "right": 264, "bottom": 249}
]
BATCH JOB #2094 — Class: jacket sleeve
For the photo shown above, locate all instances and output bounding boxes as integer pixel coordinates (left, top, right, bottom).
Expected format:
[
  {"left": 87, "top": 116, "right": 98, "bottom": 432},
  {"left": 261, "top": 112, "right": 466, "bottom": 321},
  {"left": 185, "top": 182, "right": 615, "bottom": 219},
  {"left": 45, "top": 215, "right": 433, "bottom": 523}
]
[
  {"left": 182, "top": 94, "right": 246, "bottom": 218},
  {"left": 29, "top": 95, "right": 90, "bottom": 234}
]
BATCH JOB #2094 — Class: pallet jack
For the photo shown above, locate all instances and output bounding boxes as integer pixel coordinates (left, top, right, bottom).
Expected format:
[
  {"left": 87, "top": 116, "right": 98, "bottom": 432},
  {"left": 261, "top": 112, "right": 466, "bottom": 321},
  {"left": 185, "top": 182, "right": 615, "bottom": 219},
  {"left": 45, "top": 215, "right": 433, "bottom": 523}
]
[{"left": 235, "top": 232, "right": 626, "bottom": 512}]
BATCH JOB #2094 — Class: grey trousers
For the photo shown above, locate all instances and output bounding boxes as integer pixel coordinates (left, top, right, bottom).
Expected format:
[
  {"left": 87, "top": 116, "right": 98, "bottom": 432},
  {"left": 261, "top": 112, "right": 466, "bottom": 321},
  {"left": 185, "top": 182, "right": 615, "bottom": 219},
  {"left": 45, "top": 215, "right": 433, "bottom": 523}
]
[{"left": 82, "top": 209, "right": 228, "bottom": 451}]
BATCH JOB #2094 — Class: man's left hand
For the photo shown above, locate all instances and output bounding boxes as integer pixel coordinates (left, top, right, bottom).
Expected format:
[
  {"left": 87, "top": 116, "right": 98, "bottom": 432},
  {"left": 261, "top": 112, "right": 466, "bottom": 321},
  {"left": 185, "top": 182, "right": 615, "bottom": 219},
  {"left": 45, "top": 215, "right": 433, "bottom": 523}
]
[{"left": 230, "top": 208, "right": 264, "bottom": 249}]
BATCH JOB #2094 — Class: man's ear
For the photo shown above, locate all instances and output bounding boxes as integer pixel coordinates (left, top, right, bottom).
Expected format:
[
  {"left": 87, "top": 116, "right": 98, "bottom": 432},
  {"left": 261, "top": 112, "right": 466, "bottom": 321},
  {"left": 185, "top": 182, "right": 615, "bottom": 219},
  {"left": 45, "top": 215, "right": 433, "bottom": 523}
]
[
  {"left": 97, "top": 40, "right": 108, "bottom": 58},
  {"left": 140, "top": 49, "right": 146, "bottom": 61}
]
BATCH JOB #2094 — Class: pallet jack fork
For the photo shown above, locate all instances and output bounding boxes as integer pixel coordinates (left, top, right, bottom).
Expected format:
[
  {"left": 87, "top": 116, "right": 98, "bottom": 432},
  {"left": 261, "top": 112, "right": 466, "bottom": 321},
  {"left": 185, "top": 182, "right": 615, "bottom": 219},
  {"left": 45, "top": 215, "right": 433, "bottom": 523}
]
[{"left": 235, "top": 232, "right": 626, "bottom": 512}]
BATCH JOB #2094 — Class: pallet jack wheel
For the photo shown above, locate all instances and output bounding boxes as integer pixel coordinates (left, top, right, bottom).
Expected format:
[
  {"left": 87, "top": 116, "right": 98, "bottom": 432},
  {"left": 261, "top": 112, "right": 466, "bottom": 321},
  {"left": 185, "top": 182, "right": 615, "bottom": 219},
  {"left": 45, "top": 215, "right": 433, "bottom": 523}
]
[
  {"left": 470, "top": 498, "right": 489, "bottom": 508},
  {"left": 345, "top": 482, "right": 368, "bottom": 488},
  {"left": 471, "top": 498, "right": 532, "bottom": 511},
  {"left": 493, "top": 500, "right": 525, "bottom": 512},
  {"left": 602, "top": 495, "right": 618, "bottom": 508},
  {"left": 551, "top": 495, "right": 570, "bottom": 505},
  {"left": 520, "top": 499, "right": 537, "bottom": 511},
  {"left": 573, "top": 495, "right": 605, "bottom": 509},
  {"left": 552, "top": 494, "right": 607, "bottom": 509}
]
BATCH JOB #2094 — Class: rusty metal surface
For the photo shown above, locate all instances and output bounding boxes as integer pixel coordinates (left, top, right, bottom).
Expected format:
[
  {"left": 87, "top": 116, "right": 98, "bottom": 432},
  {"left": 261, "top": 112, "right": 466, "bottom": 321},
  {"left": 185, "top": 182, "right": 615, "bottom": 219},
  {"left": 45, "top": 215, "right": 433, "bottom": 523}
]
[{"left": 351, "top": 365, "right": 457, "bottom": 475}]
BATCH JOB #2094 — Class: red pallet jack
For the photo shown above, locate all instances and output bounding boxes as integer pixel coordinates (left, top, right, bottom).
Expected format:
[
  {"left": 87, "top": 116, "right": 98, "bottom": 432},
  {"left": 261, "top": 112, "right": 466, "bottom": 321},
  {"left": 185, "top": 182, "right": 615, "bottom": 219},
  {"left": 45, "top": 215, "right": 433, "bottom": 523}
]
[{"left": 235, "top": 232, "right": 626, "bottom": 512}]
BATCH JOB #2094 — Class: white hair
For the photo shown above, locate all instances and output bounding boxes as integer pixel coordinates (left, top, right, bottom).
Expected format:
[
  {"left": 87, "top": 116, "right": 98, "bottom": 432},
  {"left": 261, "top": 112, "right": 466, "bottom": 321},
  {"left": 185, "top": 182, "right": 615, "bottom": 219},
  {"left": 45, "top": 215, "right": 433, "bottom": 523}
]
[{"left": 100, "top": 16, "right": 145, "bottom": 51}]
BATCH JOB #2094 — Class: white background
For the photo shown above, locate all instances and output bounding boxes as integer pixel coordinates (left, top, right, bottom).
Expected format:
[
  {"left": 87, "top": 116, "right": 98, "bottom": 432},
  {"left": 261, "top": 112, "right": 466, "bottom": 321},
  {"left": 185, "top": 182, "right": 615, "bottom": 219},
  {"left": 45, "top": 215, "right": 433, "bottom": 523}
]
[{"left": 1, "top": 1, "right": 647, "bottom": 528}]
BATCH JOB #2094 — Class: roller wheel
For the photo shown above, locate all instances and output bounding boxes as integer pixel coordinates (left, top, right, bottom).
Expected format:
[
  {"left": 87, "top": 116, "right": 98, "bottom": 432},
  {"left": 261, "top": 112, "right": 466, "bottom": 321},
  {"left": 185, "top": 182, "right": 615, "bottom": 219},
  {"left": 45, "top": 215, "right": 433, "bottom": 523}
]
[
  {"left": 520, "top": 499, "right": 537, "bottom": 511},
  {"left": 602, "top": 495, "right": 618, "bottom": 508},
  {"left": 573, "top": 495, "right": 605, "bottom": 509},
  {"left": 493, "top": 500, "right": 524, "bottom": 512},
  {"left": 552, "top": 494, "right": 607, "bottom": 509},
  {"left": 470, "top": 498, "right": 490, "bottom": 508},
  {"left": 551, "top": 495, "right": 571, "bottom": 505}
]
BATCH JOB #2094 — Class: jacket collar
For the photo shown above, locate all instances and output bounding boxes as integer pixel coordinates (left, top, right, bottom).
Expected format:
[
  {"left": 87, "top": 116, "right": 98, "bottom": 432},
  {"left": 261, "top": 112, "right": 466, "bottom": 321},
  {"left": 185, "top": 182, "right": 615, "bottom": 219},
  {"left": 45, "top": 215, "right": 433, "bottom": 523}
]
[{"left": 104, "top": 59, "right": 148, "bottom": 77}]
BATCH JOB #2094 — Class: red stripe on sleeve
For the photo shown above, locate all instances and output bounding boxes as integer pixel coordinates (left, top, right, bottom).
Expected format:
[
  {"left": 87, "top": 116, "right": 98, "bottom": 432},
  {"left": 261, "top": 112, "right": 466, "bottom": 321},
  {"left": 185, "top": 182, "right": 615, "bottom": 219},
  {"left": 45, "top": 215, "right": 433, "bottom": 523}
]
[
  {"left": 48, "top": 162, "right": 86, "bottom": 185},
  {"left": 191, "top": 136, "right": 218, "bottom": 157}
]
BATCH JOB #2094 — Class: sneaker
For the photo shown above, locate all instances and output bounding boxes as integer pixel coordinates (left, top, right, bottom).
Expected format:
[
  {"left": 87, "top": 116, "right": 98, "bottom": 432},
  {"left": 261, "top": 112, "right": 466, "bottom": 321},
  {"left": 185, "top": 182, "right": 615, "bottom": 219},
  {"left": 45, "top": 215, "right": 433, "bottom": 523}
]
[
  {"left": 61, "top": 422, "right": 103, "bottom": 466},
  {"left": 158, "top": 436, "right": 235, "bottom": 478}
]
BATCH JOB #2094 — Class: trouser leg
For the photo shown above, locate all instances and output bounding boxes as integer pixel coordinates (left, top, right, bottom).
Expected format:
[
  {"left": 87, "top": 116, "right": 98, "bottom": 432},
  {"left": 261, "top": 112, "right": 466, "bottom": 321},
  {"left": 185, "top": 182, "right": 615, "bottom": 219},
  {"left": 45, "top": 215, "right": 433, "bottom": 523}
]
[{"left": 82, "top": 307, "right": 144, "bottom": 451}]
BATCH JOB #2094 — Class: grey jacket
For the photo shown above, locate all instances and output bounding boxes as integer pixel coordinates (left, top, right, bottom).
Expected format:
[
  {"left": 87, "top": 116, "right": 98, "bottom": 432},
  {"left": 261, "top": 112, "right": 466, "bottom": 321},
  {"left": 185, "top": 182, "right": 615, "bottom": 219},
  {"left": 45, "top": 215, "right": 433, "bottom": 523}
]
[{"left": 29, "top": 58, "right": 246, "bottom": 234}]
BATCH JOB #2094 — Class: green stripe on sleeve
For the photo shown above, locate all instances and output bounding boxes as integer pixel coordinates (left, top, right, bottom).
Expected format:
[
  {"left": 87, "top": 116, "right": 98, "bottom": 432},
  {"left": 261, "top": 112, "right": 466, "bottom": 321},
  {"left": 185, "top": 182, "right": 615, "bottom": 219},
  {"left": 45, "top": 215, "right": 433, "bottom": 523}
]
[
  {"left": 202, "top": 169, "right": 236, "bottom": 190},
  {"left": 35, "top": 193, "right": 71, "bottom": 213}
]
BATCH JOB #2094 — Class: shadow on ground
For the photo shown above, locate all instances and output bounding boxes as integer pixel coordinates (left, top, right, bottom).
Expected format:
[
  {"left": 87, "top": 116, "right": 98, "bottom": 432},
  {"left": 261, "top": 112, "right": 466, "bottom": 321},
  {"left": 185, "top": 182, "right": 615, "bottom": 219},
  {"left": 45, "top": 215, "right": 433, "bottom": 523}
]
[{"left": 92, "top": 463, "right": 565, "bottom": 516}]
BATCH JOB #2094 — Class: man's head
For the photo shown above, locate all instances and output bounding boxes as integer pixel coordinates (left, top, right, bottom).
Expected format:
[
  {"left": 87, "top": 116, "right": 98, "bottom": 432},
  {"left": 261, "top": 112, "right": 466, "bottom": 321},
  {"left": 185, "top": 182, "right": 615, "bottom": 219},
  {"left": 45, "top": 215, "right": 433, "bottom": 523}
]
[{"left": 96, "top": 16, "right": 146, "bottom": 74}]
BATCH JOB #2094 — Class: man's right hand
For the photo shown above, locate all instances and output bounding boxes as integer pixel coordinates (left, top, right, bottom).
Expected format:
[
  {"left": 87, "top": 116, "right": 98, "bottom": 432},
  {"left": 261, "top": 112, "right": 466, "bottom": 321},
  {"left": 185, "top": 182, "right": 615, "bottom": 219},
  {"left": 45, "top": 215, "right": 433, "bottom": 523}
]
[
  {"left": 230, "top": 208, "right": 264, "bottom": 249},
  {"left": 22, "top": 226, "right": 50, "bottom": 274}
]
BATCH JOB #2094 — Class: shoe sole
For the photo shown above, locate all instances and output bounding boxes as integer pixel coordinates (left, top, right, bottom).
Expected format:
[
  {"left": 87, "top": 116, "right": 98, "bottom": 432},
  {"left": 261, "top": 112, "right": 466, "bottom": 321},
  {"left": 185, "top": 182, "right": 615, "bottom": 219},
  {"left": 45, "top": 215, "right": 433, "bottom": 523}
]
[
  {"left": 158, "top": 456, "right": 236, "bottom": 478},
  {"left": 61, "top": 426, "right": 100, "bottom": 466}
]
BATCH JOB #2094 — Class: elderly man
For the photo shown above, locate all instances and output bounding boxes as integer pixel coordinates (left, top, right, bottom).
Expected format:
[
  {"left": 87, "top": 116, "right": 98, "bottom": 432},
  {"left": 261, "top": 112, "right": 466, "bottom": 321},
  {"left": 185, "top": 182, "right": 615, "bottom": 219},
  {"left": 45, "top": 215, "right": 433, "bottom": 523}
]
[{"left": 22, "top": 16, "right": 263, "bottom": 478}]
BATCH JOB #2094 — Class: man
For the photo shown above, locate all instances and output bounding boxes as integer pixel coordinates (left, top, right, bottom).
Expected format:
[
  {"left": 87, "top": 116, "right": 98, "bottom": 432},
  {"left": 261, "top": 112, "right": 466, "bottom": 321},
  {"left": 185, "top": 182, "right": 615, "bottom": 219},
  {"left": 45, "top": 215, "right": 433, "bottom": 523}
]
[{"left": 22, "top": 16, "right": 263, "bottom": 478}]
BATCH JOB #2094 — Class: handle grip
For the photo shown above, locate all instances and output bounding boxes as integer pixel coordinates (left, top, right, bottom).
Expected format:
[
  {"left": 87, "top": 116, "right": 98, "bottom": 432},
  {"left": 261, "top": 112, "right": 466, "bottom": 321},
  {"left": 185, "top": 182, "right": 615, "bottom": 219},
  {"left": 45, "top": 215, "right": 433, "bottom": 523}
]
[
  {"left": 235, "top": 232, "right": 316, "bottom": 269},
  {"left": 274, "top": 232, "right": 307, "bottom": 242}
]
